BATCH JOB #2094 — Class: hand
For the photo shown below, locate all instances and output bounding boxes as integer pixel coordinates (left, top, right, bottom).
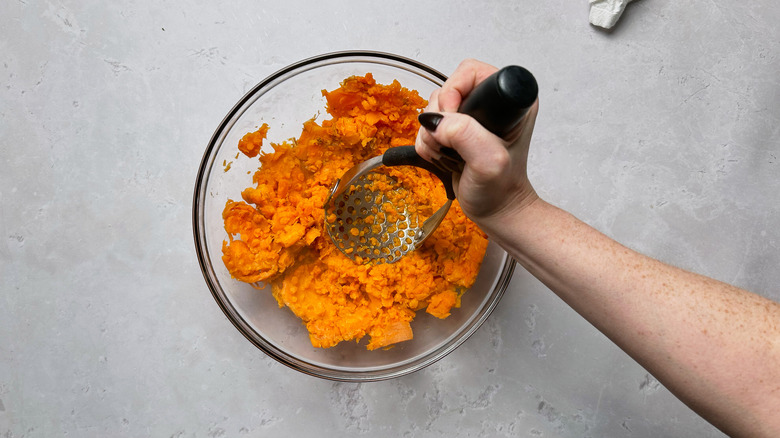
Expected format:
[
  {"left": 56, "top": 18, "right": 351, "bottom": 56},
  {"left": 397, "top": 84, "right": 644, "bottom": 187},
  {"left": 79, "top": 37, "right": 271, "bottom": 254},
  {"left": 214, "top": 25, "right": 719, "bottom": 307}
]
[
  {"left": 415, "top": 59, "right": 541, "bottom": 221},
  {"left": 418, "top": 60, "right": 780, "bottom": 438}
]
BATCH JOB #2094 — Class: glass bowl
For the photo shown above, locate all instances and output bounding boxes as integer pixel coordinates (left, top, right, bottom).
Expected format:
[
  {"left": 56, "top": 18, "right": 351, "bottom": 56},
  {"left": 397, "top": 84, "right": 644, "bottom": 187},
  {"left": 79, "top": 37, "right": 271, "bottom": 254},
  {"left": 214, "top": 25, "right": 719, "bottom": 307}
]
[{"left": 193, "top": 51, "right": 515, "bottom": 381}]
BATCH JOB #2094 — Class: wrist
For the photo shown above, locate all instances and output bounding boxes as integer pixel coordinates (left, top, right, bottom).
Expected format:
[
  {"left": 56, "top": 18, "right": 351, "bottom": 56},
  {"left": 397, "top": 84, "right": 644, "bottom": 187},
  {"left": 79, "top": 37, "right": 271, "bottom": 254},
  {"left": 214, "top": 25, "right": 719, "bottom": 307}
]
[
  {"left": 471, "top": 190, "right": 551, "bottom": 262},
  {"left": 471, "top": 185, "right": 541, "bottom": 227}
]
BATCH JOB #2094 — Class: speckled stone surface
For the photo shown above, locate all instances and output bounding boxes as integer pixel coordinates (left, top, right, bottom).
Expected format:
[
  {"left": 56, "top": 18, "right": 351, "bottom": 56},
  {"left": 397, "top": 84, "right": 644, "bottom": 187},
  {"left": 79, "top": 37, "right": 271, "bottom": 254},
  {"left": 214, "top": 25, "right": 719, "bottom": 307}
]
[{"left": 2, "top": 1, "right": 778, "bottom": 436}]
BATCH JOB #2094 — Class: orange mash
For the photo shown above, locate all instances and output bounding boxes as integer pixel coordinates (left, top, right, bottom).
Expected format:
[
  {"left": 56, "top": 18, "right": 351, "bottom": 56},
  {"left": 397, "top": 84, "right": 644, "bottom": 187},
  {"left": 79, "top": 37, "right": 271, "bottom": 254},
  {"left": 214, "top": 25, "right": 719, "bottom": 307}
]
[{"left": 221, "top": 73, "right": 488, "bottom": 350}]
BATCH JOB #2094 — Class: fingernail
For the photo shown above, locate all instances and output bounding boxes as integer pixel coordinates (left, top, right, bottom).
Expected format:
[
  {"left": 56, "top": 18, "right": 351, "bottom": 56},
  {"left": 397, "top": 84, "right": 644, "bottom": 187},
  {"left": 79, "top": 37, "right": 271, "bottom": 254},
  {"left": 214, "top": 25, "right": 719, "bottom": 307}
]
[{"left": 418, "top": 112, "right": 444, "bottom": 132}]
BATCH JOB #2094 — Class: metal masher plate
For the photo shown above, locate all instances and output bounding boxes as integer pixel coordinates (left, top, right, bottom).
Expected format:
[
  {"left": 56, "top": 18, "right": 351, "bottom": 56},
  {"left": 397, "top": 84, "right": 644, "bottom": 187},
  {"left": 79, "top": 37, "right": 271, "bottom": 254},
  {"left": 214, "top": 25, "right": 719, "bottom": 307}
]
[{"left": 325, "top": 174, "right": 421, "bottom": 264}]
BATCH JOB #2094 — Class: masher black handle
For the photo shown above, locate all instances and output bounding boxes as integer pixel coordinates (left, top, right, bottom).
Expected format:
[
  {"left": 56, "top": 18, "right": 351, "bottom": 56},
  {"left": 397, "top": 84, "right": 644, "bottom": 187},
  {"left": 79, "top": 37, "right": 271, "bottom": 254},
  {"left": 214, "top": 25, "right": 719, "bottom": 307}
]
[
  {"left": 457, "top": 65, "right": 538, "bottom": 138},
  {"left": 382, "top": 146, "right": 456, "bottom": 199},
  {"left": 382, "top": 65, "right": 538, "bottom": 199}
]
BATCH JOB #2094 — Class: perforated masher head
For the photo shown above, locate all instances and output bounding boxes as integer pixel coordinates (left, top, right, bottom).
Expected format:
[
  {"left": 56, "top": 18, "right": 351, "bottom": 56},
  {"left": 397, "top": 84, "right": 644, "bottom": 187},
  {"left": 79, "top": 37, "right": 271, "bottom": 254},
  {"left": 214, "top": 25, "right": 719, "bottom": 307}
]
[{"left": 324, "top": 65, "right": 538, "bottom": 264}]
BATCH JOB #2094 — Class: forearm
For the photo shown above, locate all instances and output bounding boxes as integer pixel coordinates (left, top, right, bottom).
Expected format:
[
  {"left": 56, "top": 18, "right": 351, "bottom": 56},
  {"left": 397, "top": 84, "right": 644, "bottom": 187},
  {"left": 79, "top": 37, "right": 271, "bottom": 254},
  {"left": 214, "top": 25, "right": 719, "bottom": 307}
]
[
  {"left": 418, "top": 57, "right": 779, "bottom": 435},
  {"left": 481, "top": 197, "right": 780, "bottom": 437}
]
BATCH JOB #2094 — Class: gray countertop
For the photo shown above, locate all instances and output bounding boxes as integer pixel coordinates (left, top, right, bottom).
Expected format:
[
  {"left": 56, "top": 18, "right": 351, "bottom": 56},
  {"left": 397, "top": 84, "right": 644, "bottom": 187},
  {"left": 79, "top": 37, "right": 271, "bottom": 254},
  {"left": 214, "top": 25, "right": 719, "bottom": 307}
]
[{"left": 2, "top": 1, "right": 778, "bottom": 436}]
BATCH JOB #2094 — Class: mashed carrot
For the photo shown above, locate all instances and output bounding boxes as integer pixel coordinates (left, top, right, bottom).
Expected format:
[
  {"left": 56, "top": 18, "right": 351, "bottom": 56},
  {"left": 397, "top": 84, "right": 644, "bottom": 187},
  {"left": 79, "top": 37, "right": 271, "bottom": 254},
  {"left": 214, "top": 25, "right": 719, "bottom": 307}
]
[
  {"left": 237, "top": 123, "right": 269, "bottom": 158},
  {"left": 222, "top": 73, "right": 488, "bottom": 350}
]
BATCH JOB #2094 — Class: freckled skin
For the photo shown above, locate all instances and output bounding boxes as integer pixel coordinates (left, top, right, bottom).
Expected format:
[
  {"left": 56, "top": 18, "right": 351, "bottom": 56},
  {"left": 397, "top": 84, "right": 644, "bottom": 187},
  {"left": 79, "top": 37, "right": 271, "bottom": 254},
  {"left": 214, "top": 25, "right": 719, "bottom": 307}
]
[
  {"left": 486, "top": 199, "right": 780, "bottom": 437},
  {"left": 417, "top": 58, "right": 780, "bottom": 437}
]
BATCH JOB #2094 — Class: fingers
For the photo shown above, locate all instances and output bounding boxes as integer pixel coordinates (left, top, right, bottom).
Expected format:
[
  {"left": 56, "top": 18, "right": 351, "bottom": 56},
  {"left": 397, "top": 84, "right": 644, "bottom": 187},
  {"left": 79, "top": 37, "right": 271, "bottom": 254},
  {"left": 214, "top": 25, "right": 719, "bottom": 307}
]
[
  {"left": 417, "top": 98, "right": 539, "bottom": 181},
  {"left": 415, "top": 126, "right": 442, "bottom": 162},
  {"left": 424, "top": 88, "right": 441, "bottom": 113},
  {"left": 416, "top": 59, "right": 500, "bottom": 163},
  {"left": 436, "top": 59, "right": 498, "bottom": 112},
  {"left": 424, "top": 112, "right": 510, "bottom": 178},
  {"left": 415, "top": 118, "right": 467, "bottom": 174},
  {"left": 413, "top": 59, "right": 540, "bottom": 219}
]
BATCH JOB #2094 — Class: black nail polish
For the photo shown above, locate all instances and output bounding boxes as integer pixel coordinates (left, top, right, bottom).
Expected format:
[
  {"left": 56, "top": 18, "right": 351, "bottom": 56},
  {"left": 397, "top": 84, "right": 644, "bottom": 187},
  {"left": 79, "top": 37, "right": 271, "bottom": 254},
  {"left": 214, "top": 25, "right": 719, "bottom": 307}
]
[{"left": 418, "top": 112, "right": 444, "bottom": 132}]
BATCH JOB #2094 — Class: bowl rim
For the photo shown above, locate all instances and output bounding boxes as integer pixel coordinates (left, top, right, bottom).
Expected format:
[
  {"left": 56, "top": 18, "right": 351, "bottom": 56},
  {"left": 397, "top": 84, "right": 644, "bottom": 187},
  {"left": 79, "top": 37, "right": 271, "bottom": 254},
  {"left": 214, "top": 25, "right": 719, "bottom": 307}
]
[{"left": 192, "top": 50, "right": 516, "bottom": 381}]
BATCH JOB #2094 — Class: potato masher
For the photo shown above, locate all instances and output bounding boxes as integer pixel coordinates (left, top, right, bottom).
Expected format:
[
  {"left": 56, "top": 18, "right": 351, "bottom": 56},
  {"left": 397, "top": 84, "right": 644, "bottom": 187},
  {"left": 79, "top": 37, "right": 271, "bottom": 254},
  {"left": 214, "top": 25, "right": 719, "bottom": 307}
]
[{"left": 324, "top": 65, "right": 538, "bottom": 264}]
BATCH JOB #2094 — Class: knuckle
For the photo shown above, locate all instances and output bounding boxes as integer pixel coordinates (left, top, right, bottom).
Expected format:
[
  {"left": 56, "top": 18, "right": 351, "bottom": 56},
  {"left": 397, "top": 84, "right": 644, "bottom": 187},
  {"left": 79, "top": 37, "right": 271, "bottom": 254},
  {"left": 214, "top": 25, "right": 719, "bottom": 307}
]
[
  {"left": 471, "top": 148, "right": 510, "bottom": 180},
  {"left": 459, "top": 58, "right": 480, "bottom": 69},
  {"left": 440, "top": 115, "right": 473, "bottom": 144}
]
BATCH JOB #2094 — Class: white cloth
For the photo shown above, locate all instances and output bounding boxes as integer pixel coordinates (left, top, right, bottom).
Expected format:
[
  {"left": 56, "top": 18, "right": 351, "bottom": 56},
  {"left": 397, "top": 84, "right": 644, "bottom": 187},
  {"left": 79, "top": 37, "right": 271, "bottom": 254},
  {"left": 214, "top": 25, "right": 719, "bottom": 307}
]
[{"left": 589, "top": 0, "right": 635, "bottom": 29}]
